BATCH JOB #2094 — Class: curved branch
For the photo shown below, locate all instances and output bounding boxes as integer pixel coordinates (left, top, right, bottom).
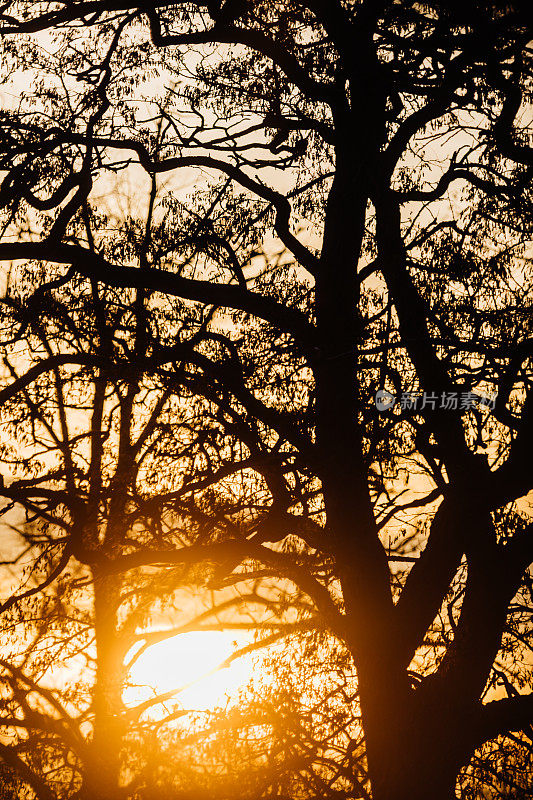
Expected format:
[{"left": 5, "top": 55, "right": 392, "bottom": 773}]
[
  {"left": 0, "top": 242, "right": 317, "bottom": 344},
  {"left": 102, "top": 540, "right": 346, "bottom": 640},
  {"left": 147, "top": 12, "right": 337, "bottom": 106}
]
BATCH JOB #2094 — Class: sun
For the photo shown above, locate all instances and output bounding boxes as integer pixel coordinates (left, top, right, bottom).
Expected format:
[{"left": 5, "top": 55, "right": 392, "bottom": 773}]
[{"left": 124, "top": 630, "right": 255, "bottom": 716}]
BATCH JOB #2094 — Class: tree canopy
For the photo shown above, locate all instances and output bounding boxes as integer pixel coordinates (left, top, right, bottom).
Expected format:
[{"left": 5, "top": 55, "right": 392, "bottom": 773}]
[{"left": 0, "top": 2, "right": 532, "bottom": 799}]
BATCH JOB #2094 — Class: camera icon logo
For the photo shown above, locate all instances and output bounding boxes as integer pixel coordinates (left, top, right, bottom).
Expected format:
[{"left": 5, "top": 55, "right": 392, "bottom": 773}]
[{"left": 375, "top": 389, "right": 396, "bottom": 411}]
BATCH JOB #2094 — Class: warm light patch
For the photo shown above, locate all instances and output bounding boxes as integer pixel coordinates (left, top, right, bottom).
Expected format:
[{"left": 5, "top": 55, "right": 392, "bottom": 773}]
[{"left": 124, "top": 631, "right": 254, "bottom": 716}]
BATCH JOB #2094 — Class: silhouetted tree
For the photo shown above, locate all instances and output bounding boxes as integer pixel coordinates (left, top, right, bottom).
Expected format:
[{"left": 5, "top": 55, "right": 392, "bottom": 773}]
[
  {"left": 0, "top": 195, "right": 316, "bottom": 800},
  {"left": 0, "top": 2, "right": 532, "bottom": 799},
  {"left": 0, "top": 265, "right": 280, "bottom": 799}
]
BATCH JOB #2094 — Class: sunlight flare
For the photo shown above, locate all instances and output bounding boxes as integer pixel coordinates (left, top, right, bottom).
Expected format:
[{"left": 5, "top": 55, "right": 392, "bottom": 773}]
[{"left": 124, "top": 631, "right": 254, "bottom": 715}]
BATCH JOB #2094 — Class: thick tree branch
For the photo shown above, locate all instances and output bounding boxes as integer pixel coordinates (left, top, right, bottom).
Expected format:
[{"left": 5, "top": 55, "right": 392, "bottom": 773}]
[
  {"left": 472, "top": 694, "right": 533, "bottom": 751},
  {"left": 147, "top": 12, "right": 337, "bottom": 106},
  {"left": 0, "top": 242, "right": 316, "bottom": 344},
  {"left": 0, "top": 743, "right": 57, "bottom": 800},
  {"left": 102, "top": 540, "right": 346, "bottom": 641}
]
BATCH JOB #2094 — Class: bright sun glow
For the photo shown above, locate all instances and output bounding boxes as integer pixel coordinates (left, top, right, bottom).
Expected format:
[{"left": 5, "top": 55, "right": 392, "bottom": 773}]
[{"left": 124, "top": 631, "right": 255, "bottom": 715}]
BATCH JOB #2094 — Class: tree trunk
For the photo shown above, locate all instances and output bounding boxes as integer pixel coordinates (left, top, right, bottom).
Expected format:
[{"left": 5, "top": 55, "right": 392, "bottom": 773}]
[
  {"left": 359, "top": 681, "right": 469, "bottom": 800},
  {"left": 369, "top": 758, "right": 458, "bottom": 800},
  {"left": 79, "top": 572, "right": 126, "bottom": 800}
]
